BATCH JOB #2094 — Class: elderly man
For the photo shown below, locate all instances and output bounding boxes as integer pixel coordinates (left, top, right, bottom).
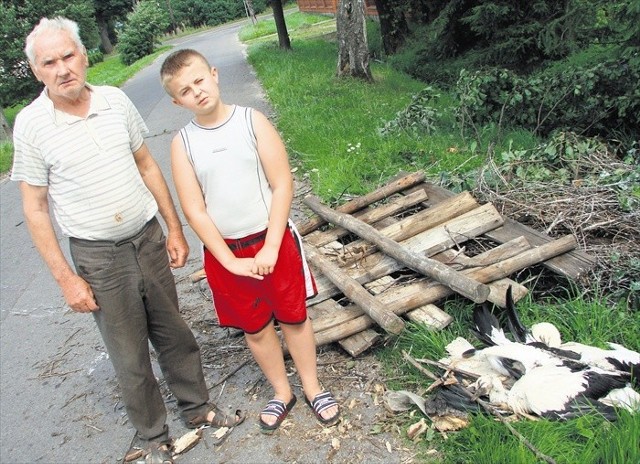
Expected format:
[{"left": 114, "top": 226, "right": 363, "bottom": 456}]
[{"left": 11, "top": 17, "right": 243, "bottom": 463}]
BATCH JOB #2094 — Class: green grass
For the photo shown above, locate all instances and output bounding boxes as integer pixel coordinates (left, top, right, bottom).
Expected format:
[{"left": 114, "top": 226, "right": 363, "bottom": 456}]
[
  {"left": 244, "top": 25, "right": 538, "bottom": 201},
  {"left": 86, "top": 46, "right": 171, "bottom": 87},
  {"left": 0, "top": 142, "right": 13, "bottom": 173}
]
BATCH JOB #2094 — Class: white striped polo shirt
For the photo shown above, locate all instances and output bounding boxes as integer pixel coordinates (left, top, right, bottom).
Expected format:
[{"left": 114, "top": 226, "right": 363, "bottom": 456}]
[{"left": 11, "top": 85, "right": 158, "bottom": 241}]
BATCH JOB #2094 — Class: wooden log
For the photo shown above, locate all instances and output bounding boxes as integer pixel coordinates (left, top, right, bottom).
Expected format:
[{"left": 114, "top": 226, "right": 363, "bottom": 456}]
[
  {"left": 305, "top": 190, "right": 429, "bottom": 247},
  {"left": 327, "top": 243, "right": 529, "bottom": 349},
  {"left": 304, "top": 195, "right": 491, "bottom": 304},
  {"left": 337, "top": 191, "right": 479, "bottom": 263},
  {"left": 338, "top": 330, "right": 381, "bottom": 357},
  {"left": 312, "top": 235, "right": 577, "bottom": 346},
  {"left": 419, "top": 181, "right": 596, "bottom": 279},
  {"left": 304, "top": 245, "right": 406, "bottom": 335},
  {"left": 308, "top": 203, "right": 505, "bottom": 305},
  {"left": 295, "top": 171, "right": 426, "bottom": 235},
  {"left": 487, "top": 278, "right": 528, "bottom": 307}
]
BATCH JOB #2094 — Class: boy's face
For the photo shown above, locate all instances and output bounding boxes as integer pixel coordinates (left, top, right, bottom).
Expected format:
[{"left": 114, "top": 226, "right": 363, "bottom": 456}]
[{"left": 167, "top": 58, "right": 221, "bottom": 114}]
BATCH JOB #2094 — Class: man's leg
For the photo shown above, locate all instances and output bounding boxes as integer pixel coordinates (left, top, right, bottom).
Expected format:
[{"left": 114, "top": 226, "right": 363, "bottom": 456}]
[
  {"left": 70, "top": 237, "right": 169, "bottom": 443},
  {"left": 133, "top": 220, "right": 211, "bottom": 423}
]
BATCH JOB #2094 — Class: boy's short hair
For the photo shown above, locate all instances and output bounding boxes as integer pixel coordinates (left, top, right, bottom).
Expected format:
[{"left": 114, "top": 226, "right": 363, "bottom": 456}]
[{"left": 160, "top": 49, "right": 210, "bottom": 93}]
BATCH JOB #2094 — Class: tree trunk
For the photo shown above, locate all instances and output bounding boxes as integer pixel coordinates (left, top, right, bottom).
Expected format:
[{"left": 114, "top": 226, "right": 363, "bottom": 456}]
[
  {"left": 336, "top": 0, "right": 373, "bottom": 81},
  {"left": 0, "top": 108, "right": 12, "bottom": 142},
  {"left": 243, "top": 0, "right": 258, "bottom": 25},
  {"left": 97, "top": 18, "right": 114, "bottom": 54},
  {"left": 270, "top": 0, "right": 291, "bottom": 50},
  {"left": 372, "top": 0, "right": 409, "bottom": 55}
]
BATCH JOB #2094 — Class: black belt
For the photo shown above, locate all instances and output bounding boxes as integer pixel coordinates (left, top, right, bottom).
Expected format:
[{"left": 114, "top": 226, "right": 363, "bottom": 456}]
[{"left": 227, "top": 230, "right": 268, "bottom": 251}]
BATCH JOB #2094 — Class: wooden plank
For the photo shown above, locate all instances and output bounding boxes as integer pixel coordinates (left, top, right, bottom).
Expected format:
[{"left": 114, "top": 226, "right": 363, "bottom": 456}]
[
  {"left": 337, "top": 191, "right": 479, "bottom": 264},
  {"left": 419, "top": 182, "right": 596, "bottom": 279},
  {"left": 312, "top": 235, "right": 577, "bottom": 346},
  {"left": 305, "top": 195, "right": 492, "bottom": 303},
  {"left": 305, "top": 189, "right": 429, "bottom": 247},
  {"left": 338, "top": 330, "right": 382, "bottom": 357},
  {"left": 405, "top": 304, "right": 453, "bottom": 329},
  {"left": 295, "top": 171, "right": 426, "bottom": 235},
  {"left": 487, "top": 278, "right": 528, "bottom": 307},
  {"left": 304, "top": 245, "right": 406, "bottom": 335}
]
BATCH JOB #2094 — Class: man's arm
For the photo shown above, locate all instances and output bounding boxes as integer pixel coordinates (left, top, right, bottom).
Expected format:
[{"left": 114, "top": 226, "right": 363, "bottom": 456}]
[
  {"left": 19, "top": 182, "right": 99, "bottom": 313},
  {"left": 133, "top": 142, "right": 189, "bottom": 268}
]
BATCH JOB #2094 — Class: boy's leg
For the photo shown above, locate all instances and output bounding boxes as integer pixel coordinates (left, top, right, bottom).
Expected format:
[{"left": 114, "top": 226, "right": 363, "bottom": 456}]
[
  {"left": 245, "top": 322, "right": 294, "bottom": 425},
  {"left": 280, "top": 319, "right": 339, "bottom": 422}
]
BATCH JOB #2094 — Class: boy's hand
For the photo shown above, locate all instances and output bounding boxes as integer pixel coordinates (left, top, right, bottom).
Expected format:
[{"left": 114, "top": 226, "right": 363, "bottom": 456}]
[
  {"left": 226, "top": 257, "right": 264, "bottom": 280},
  {"left": 253, "top": 245, "right": 278, "bottom": 276}
]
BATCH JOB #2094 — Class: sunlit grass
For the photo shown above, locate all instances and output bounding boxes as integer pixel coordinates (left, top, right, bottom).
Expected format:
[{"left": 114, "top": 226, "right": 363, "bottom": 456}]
[
  {"left": 243, "top": 29, "right": 538, "bottom": 202},
  {"left": 0, "top": 142, "right": 13, "bottom": 173},
  {"left": 86, "top": 46, "right": 171, "bottom": 87}
]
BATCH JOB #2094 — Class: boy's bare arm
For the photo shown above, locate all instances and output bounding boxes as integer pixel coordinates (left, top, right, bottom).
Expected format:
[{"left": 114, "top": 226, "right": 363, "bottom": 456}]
[{"left": 252, "top": 110, "right": 294, "bottom": 274}]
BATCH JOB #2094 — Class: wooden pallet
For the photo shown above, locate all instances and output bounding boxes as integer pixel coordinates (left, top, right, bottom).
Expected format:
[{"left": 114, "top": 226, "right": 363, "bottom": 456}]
[{"left": 296, "top": 171, "right": 596, "bottom": 357}]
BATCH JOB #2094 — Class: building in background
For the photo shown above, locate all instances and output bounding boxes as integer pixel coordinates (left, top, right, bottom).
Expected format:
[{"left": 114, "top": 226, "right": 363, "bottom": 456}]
[{"left": 297, "top": 0, "right": 378, "bottom": 16}]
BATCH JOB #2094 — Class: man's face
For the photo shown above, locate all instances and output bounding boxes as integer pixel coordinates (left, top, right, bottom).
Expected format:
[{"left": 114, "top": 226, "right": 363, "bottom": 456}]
[
  {"left": 168, "top": 58, "right": 221, "bottom": 114},
  {"left": 30, "top": 29, "right": 88, "bottom": 104}
]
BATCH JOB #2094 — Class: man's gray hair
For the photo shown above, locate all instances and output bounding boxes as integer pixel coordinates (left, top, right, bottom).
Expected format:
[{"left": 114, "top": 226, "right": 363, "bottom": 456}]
[{"left": 25, "top": 17, "right": 85, "bottom": 64}]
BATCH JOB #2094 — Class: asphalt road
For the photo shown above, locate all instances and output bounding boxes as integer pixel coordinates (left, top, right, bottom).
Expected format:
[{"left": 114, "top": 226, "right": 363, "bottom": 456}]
[{"left": 0, "top": 20, "right": 274, "bottom": 464}]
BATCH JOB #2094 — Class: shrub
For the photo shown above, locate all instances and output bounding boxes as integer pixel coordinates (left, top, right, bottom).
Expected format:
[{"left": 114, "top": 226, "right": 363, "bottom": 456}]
[
  {"left": 454, "top": 56, "right": 640, "bottom": 146},
  {"left": 87, "top": 48, "right": 104, "bottom": 66},
  {"left": 118, "top": 0, "right": 169, "bottom": 66}
]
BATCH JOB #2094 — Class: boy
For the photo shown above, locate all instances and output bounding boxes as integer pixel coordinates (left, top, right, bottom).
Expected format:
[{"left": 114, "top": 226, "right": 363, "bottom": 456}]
[{"left": 160, "top": 49, "right": 340, "bottom": 432}]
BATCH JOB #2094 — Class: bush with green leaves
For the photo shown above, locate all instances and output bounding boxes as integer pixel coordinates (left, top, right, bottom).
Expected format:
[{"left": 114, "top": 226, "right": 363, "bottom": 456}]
[
  {"left": 117, "top": 0, "right": 169, "bottom": 66},
  {"left": 168, "top": 0, "right": 266, "bottom": 29},
  {"left": 379, "top": 86, "right": 442, "bottom": 137},
  {"left": 87, "top": 49, "right": 104, "bottom": 66},
  {"left": 454, "top": 54, "right": 640, "bottom": 146}
]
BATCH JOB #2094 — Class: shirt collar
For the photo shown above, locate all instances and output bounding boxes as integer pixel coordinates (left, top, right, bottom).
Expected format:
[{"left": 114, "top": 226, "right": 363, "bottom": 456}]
[{"left": 41, "top": 84, "right": 112, "bottom": 125}]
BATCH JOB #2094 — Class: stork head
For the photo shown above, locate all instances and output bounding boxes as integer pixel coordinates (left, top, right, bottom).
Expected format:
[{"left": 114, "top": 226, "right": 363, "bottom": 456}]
[{"left": 530, "top": 322, "right": 562, "bottom": 347}]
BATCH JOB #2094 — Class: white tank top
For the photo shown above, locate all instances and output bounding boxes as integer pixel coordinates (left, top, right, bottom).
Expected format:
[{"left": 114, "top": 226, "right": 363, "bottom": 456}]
[{"left": 179, "top": 106, "right": 272, "bottom": 239}]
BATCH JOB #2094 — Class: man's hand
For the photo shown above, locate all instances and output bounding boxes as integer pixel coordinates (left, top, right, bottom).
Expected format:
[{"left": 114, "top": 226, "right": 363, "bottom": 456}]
[
  {"left": 60, "top": 274, "right": 99, "bottom": 313},
  {"left": 166, "top": 231, "right": 189, "bottom": 268}
]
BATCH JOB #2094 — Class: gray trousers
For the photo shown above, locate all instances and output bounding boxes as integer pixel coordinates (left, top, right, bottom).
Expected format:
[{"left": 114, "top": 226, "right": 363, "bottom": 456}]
[{"left": 69, "top": 217, "right": 210, "bottom": 443}]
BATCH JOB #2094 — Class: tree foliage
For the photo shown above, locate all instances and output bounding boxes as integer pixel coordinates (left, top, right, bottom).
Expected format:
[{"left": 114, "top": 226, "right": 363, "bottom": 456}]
[
  {"left": 166, "top": 0, "right": 267, "bottom": 29},
  {"left": 117, "top": 0, "right": 169, "bottom": 66},
  {"left": 93, "top": 0, "right": 135, "bottom": 53},
  {"left": 0, "top": 0, "right": 99, "bottom": 107}
]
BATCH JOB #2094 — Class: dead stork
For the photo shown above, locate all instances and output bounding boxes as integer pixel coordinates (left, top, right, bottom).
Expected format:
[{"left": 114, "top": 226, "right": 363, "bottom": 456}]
[
  {"left": 502, "top": 286, "right": 640, "bottom": 381},
  {"left": 468, "top": 298, "right": 584, "bottom": 379},
  {"left": 472, "top": 364, "right": 630, "bottom": 420}
]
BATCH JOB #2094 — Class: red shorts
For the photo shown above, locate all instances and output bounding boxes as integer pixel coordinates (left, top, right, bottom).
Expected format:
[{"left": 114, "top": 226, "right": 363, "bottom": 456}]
[{"left": 203, "top": 227, "right": 317, "bottom": 334}]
